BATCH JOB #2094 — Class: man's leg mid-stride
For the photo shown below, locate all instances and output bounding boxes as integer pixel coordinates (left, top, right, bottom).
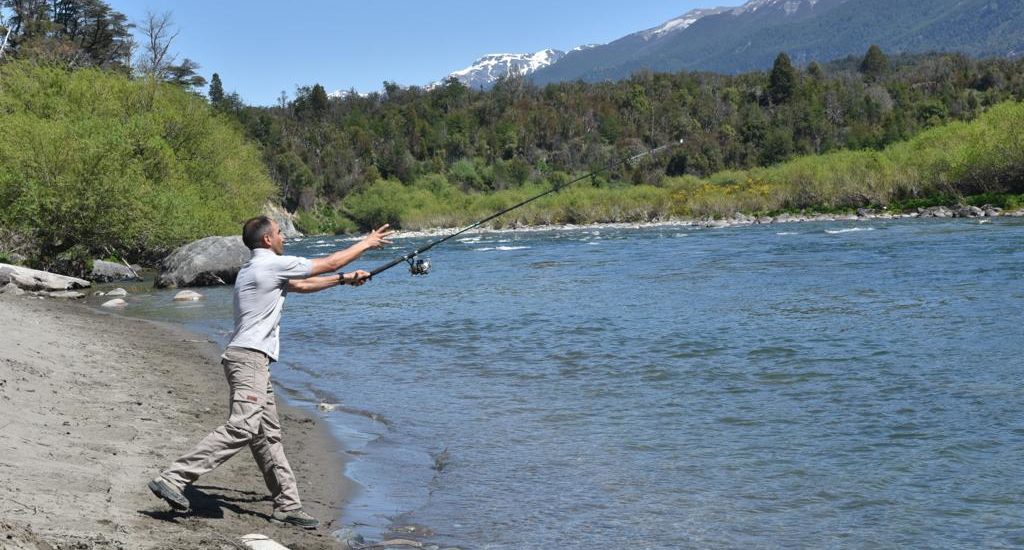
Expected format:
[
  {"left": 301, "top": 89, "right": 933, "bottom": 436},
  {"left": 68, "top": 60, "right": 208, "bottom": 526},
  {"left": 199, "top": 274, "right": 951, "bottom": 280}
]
[
  {"left": 249, "top": 377, "right": 301, "bottom": 512},
  {"left": 148, "top": 347, "right": 319, "bottom": 528}
]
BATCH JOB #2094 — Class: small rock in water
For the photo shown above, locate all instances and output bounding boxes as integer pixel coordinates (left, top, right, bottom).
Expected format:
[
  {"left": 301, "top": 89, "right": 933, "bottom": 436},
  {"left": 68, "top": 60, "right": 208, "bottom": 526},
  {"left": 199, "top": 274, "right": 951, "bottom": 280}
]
[
  {"left": 317, "top": 402, "right": 338, "bottom": 412},
  {"left": 431, "top": 447, "right": 451, "bottom": 472},
  {"left": 48, "top": 290, "right": 85, "bottom": 299},
  {"left": 101, "top": 298, "right": 127, "bottom": 308},
  {"left": 331, "top": 528, "right": 365, "bottom": 548},
  {"left": 106, "top": 288, "right": 128, "bottom": 297},
  {"left": 173, "top": 290, "right": 203, "bottom": 301}
]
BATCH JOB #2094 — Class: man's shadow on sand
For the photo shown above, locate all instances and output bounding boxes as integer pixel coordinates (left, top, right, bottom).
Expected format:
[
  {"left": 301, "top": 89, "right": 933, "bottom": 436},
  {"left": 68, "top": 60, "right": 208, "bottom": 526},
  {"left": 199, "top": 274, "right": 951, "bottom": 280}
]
[{"left": 140, "top": 484, "right": 273, "bottom": 522}]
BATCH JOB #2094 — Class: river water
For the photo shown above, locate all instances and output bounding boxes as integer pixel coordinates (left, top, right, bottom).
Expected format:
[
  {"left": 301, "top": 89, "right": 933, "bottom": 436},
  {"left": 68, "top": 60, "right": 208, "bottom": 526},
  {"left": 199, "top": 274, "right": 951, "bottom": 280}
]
[{"left": 117, "top": 217, "right": 1024, "bottom": 548}]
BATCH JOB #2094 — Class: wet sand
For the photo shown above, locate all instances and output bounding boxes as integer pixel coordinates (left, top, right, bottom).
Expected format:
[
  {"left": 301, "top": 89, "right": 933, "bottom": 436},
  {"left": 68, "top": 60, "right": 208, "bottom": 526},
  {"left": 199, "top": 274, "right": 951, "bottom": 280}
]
[{"left": 0, "top": 294, "right": 351, "bottom": 549}]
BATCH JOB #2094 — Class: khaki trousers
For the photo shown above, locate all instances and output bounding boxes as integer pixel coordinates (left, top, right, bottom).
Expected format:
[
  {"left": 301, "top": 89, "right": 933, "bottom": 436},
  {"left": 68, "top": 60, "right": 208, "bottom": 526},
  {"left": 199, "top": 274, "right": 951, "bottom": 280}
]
[{"left": 161, "top": 346, "right": 301, "bottom": 512}]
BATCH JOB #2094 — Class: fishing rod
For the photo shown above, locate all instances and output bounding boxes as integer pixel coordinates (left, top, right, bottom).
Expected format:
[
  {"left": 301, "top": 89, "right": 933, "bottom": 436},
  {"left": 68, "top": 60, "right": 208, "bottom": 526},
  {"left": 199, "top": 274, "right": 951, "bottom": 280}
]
[{"left": 361, "top": 139, "right": 682, "bottom": 278}]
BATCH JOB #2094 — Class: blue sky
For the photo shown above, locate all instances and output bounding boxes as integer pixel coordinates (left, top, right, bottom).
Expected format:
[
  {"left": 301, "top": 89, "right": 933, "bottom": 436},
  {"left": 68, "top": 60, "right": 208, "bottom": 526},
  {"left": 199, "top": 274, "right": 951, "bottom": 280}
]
[{"left": 105, "top": 0, "right": 734, "bottom": 106}]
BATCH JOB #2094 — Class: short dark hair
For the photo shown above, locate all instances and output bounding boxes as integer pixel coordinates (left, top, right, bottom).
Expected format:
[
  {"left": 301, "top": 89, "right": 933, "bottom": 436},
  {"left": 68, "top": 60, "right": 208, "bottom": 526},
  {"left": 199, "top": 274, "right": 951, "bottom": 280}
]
[{"left": 242, "top": 216, "right": 274, "bottom": 249}]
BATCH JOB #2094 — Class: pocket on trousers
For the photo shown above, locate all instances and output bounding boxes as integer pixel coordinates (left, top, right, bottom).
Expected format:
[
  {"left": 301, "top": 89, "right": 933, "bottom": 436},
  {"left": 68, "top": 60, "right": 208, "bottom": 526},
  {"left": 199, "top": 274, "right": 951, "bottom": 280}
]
[{"left": 227, "top": 391, "right": 265, "bottom": 434}]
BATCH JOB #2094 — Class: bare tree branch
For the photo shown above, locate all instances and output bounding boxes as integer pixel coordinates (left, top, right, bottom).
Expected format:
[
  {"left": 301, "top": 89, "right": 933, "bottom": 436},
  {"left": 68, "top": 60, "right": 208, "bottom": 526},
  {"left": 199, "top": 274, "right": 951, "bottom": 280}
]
[{"left": 136, "top": 9, "right": 177, "bottom": 77}]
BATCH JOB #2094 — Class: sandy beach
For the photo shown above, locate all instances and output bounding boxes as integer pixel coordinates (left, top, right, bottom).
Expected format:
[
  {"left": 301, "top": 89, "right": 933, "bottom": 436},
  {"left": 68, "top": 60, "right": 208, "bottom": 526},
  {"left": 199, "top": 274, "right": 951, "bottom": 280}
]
[{"left": 0, "top": 293, "right": 351, "bottom": 549}]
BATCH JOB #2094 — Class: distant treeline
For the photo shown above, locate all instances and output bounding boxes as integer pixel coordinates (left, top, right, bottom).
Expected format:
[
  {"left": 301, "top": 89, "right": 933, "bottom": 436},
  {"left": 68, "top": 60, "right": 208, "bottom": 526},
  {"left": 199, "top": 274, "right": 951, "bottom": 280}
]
[
  {"left": 221, "top": 48, "right": 1024, "bottom": 227},
  {"left": 310, "top": 100, "right": 1024, "bottom": 232}
]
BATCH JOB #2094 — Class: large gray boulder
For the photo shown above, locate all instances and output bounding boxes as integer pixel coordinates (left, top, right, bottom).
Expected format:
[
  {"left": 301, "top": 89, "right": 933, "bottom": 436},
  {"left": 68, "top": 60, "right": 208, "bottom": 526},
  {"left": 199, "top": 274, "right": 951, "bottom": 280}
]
[
  {"left": 90, "top": 259, "right": 141, "bottom": 282},
  {"left": 156, "top": 236, "right": 251, "bottom": 288},
  {"left": 0, "top": 263, "right": 91, "bottom": 291}
]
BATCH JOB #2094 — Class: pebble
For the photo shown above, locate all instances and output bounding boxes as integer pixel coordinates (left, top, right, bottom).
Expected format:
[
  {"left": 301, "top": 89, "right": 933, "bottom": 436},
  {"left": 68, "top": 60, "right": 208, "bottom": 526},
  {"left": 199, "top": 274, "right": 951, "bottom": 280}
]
[{"left": 173, "top": 290, "right": 203, "bottom": 301}]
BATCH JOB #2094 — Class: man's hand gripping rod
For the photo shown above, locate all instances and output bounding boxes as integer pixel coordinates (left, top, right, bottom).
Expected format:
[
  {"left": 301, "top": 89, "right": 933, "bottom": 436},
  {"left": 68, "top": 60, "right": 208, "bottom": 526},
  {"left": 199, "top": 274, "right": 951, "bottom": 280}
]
[{"left": 366, "top": 140, "right": 682, "bottom": 278}]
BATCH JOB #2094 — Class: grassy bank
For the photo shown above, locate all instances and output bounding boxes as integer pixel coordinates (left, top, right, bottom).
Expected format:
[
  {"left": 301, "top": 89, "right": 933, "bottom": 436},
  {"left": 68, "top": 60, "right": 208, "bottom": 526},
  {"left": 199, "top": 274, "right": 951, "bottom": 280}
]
[{"left": 297, "top": 100, "right": 1024, "bottom": 234}]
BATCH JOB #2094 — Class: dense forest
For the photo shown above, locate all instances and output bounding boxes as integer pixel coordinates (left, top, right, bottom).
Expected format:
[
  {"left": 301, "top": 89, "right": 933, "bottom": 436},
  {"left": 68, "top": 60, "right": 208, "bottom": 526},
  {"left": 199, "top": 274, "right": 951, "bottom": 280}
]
[
  {"left": 221, "top": 47, "right": 1024, "bottom": 231},
  {"left": 1, "top": 0, "right": 1023, "bottom": 269}
]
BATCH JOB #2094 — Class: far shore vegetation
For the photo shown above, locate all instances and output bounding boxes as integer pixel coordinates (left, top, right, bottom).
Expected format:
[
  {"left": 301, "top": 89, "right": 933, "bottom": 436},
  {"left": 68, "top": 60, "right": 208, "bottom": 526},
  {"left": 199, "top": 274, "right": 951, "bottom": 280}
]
[
  {"left": 303, "top": 99, "right": 1024, "bottom": 233},
  {"left": 0, "top": 0, "right": 1022, "bottom": 275}
]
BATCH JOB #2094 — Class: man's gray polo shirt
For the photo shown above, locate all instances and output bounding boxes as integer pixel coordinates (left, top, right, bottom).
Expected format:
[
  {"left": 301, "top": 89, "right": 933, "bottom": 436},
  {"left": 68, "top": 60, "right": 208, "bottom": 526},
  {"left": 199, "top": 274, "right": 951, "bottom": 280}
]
[{"left": 225, "top": 248, "right": 313, "bottom": 361}]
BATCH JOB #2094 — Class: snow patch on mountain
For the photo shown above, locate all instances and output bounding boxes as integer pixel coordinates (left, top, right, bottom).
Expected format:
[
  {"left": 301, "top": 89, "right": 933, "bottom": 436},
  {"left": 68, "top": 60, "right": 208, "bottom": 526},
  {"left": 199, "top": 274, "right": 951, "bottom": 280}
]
[
  {"left": 732, "top": 0, "right": 819, "bottom": 15},
  {"left": 328, "top": 88, "right": 369, "bottom": 99},
  {"left": 436, "top": 48, "right": 566, "bottom": 90},
  {"left": 638, "top": 0, "right": 817, "bottom": 41},
  {"left": 639, "top": 7, "right": 732, "bottom": 40}
]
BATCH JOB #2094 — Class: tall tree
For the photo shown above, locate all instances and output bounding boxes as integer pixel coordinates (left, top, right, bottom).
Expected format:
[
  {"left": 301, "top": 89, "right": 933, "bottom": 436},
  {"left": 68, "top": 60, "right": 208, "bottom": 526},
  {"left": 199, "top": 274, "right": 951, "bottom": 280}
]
[
  {"left": 768, "top": 52, "right": 798, "bottom": 104},
  {"left": 136, "top": 10, "right": 177, "bottom": 78},
  {"left": 859, "top": 44, "right": 890, "bottom": 82},
  {"left": 208, "top": 72, "right": 224, "bottom": 105},
  {"left": 165, "top": 57, "right": 206, "bottom": 91},
  {"left": 135, "top": 10, "right": 206, "bottom": 91},
  {"left": 310, "top": 83, "right": 329, "bottom": 114}
]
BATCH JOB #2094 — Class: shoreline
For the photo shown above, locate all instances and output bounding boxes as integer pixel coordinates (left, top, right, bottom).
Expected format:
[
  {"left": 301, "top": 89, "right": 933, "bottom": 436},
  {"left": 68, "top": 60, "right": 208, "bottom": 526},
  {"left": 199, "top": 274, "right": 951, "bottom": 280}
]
[
  {"left": 313, "top": 206, "right": 1024, "bottom": 242},
  {"left": 0, "top": 294, "right": 351, "bottom": 549}
]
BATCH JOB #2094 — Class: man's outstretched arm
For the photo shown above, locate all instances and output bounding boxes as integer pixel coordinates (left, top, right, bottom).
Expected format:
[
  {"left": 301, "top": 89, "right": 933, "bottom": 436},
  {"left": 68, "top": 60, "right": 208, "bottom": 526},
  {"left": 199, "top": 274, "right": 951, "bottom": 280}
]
[
  {"left": 306, "top": 225, "right": 394, "bottom": 277},
  {"left": 288, "top": 270, "right": 371, "bottom": 294}
]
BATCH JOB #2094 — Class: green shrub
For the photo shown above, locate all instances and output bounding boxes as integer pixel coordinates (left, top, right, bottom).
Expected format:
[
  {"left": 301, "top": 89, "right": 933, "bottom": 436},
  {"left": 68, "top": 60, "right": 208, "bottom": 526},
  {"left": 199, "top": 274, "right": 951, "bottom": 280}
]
[{"left": 0, "top": 62, "right": 276, "bottom": 269}]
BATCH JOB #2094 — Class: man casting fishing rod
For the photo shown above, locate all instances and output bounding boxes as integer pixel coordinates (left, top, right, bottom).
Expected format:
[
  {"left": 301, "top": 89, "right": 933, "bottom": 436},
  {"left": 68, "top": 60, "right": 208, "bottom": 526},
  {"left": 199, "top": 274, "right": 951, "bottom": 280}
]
[
  {"left": 146, "top": 141, "right": 673, "bottom": 528},
  {"left": 148, "top": 217, "right": 393, "bottom": 529}
]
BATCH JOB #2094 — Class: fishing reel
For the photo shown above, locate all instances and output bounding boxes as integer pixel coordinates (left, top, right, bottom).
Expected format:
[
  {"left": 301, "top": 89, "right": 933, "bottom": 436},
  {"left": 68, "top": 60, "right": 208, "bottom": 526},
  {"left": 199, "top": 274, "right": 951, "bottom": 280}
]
[{"left": 407, "top": 256, "right": 431, "bottom": 276}]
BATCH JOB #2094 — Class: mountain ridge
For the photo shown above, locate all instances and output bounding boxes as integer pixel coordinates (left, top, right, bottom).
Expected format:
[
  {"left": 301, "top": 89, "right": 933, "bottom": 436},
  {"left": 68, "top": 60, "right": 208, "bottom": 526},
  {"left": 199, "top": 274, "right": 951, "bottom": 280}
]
[{"left": 529, "top": 0, "right": 1024, "bottom": 85}]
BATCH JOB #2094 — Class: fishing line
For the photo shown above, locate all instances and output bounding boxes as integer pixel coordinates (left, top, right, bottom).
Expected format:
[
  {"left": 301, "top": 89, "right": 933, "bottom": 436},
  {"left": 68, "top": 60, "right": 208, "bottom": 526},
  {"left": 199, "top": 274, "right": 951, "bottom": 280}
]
[{"left": 358, "top": 140, "right": 682, "bottom": 279}]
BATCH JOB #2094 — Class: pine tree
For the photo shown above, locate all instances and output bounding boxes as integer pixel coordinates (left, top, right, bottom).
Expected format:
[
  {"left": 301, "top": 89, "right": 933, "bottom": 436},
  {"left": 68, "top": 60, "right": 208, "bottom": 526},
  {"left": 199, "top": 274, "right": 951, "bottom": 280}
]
[
  {"left": 209, "top": 72, "right": 225, "bottom": 105},
  {"left": 165, "top": 58, "right": 206, "bottom": 91},
  {"left": 859, "top": 45, "right": 889, "bottom": 81},
  {"left": 768, "top": 52, "right": 797, "bottom": 104},
  {"left": 310, "top": 84, "right": 329, "bottom": 115},
  {"left": 807, "top": 61, "right": 824, "bottom": 80}
]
